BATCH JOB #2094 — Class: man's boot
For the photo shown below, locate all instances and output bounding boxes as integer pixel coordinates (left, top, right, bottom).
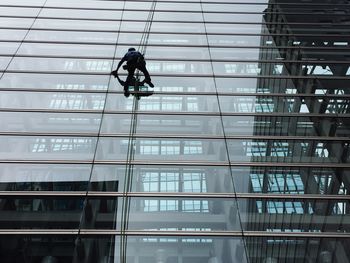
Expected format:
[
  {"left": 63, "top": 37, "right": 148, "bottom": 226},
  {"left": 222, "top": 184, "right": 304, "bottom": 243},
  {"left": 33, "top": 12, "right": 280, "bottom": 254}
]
[{"left": 145, "top": 79, "right": 154, "bottom": 88}]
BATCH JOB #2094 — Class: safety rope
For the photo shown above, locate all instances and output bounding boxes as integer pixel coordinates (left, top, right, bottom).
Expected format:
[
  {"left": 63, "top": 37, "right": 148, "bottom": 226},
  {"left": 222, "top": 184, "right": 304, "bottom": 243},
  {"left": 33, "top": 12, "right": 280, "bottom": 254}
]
[{"left": 120, "top": 1, "right": 157, "bottom": 262}]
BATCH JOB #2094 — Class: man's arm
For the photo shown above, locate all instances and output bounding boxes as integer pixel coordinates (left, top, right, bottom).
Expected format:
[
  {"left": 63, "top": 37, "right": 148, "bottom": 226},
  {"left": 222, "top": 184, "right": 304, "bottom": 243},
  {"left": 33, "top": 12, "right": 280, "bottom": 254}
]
[{"left": 116, "top": 57, "right": 126, "bottom": 72}]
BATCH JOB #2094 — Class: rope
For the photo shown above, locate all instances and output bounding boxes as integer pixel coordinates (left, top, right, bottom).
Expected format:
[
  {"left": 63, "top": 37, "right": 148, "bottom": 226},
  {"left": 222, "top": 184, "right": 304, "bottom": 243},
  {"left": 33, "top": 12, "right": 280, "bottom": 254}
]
[{"left": 120, "top": 1, "right": 157, "bottom": 262}]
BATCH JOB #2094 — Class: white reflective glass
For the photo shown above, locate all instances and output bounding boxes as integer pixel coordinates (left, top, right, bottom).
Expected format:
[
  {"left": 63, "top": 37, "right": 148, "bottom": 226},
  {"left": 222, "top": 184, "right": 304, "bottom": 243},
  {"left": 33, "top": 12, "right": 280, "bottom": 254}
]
[
  {"left": 9, "top": 57, "right": 113, "bottom": 72},
  {"left": 105, "top": 94, "right": 219, "bottom": 113},
  {"left": 0, "top": 73, "right": 109, "bottom": 90},
  {"left": 18, "top": 43, "right": 116, "bottom": 57},
  {"left": 0, "top": 112, "right": 101, "bottom": 133},
  {"left": 0, "top": 91, "right": 106, "bottom": 110},
  {"left": 0, "top": 136, "right": 97, "bottom": 160}
]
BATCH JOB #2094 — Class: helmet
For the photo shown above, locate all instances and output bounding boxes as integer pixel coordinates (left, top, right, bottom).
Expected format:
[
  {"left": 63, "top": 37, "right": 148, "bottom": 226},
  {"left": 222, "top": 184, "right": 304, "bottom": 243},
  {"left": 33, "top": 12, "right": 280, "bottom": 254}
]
[{"left": 128, "top": 47, "right": 136, "bottom": 52}]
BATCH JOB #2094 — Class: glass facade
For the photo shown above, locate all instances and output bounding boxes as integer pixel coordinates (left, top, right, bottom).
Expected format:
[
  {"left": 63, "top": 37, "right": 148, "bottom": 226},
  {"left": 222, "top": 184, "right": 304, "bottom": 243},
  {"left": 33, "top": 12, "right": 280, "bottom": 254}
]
[{"left": 0, "top": 0, "right": 350, "bottom": 262}]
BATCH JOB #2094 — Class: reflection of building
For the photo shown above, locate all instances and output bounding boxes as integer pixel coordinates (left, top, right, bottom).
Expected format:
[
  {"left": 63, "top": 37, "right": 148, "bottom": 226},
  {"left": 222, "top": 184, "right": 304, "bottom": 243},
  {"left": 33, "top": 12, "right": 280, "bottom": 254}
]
[{"left": 0, "top": 0, "right": 349, "bottom": 262}]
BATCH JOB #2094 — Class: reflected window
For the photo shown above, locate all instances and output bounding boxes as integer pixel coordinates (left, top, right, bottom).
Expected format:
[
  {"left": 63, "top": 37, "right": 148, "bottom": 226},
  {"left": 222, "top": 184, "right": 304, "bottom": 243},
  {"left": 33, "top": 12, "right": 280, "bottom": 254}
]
[
  {"left": 251, "top": 171, "right": 307, "bottom": 214},
  {"left": 49, "top": 94, "right": 105, "bottom": 110},
  {"left": 142, "top": 170, "right": 208, "bottom": 212},
  {"left": 142, "top": 228, "right": 212, "bottom": 243},
  {"left": 138, "top": 140, "right": 203, "bottom": 155},
  {"left": 32, "top": 138, "right": 93, "bottom": 152}
]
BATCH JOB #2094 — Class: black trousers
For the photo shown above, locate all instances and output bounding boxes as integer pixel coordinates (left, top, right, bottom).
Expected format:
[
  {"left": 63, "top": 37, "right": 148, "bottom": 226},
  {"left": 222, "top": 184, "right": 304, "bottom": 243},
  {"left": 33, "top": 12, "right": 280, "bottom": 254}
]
[{"left": 124, "top": 61, "right": 151, "bottom": 90}]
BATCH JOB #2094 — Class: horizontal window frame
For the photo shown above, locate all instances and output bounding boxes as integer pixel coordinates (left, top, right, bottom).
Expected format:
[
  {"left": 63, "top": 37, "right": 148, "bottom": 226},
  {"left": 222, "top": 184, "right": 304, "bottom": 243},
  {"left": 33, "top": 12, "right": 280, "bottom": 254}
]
[
  {"left": 1, "top": 27, "right": 350, "bottom": 38},
  {"left": 2, "top": 54, "right": 350, "bottom": 64},
  {"left": 1, "top": 15, "right": 350, "bottom": 27},
  {"left": 2, "top": 39, "right": 350, "bottom": 51},
  {"left": 1, "top": 159, "right": 350, "bottom": 168},
  {"left": 0, "top": 132, "right": 348, "bottom": 142},
  {"left": 1, "top": 88, "right": 350, "bottom": 99},
  {"left": 1, "top": 70, "right": 350, "bottom": 80}
]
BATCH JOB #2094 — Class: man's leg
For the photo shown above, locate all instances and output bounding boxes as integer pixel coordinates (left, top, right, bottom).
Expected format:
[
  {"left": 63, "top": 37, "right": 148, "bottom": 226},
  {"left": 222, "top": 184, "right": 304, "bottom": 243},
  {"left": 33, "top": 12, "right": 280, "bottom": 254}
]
[
  {"left": 125, "top": 65, "right": 136, "bottom": 91},
  {"left": 137, "top": 62, "right": 154, "bottom": 87}
]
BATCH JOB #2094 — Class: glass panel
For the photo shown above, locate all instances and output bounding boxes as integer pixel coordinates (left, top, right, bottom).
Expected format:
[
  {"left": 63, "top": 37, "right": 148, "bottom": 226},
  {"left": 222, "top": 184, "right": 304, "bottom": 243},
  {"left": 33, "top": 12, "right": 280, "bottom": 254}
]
[
  {"left": 116, "top": 46, "right": 210, "bottom": 60},
  {"left": 39, "top": 8, "right": 122, "bottom": 19},
  {"left": 223, "top": 116, "right": 349, "bottom": 137},
  {"left": 0, "top": 136, "right": 97, "bottom": 160},
  {"left": 91, "top": 165, "right": 234, "bottom": 194},
  {"left": 33, "top": 18, "right": 121, "bottom": 31},
  {"left": 0, "top": 163, "right": 91, "bottom": 184},
  {"left": 0, "top": 7, "right": 40, "bottom": 16},
  {"left": 206, "top": 24, "right": 264, "bottom": 34},
  {"left": 153, "top": 11, "right": 203, "bottom": 22},
  {"left": 124, "top": 197, "right": 242, "bottom": 231},
  {"left": 238, "top": 197, "right": 350, "bottom": 232},
  {"left": 219, "top": 95, "right": 308, "bottom": 113},
  {"left": 101, "top": 114, "right": 223, "bottom": 136},
  {"left": 227, "top": 139, "right": 345, "bottom": 163},
  {"left": 208, "top": 35, "right": 263, "bottom": 46},
  {"left": 120, "top": 21, "right": 205, "bottom": 33},
  {"left": 105, "top": 94, "right": 219, "bottom": 113},
  {"left": 120, "top": 236, "right": 248, "bottom": 263},
  {"left": 0, "top": 17, "right": 34, "bottom": 28},
  {"left": 202, "top": 3, "right": 267, "bottom": 12},
  {"left": 96, "top": 138, "right": 228, "bottom": 162},
  {"left": 0, "top": 0, "right": 44, "bottom": 5},
  {"left": 110, "top": 76, "right": 216, "bottom": 93},
  {"left": 0, "top": 236, "right": 113, "bottom": 262},
  {"left": 245, "top": 237, "right": 350, "bottom": 263},
  {"left": 0, "top": 29, "right": 27, "bottom": 41},
  {"left": 8, "top": 57, "right": 113, "bottom": 72},
  {"left": 204, "top": 13, "right": 266, "bottom": 23},
  {"left": 0, "top": 112, "right": 101, "bottom": 133},
  {"left": 26, "top": 30, "right": 119, "bottom": 43},
  {"left": 210, "top": 47, "right": 280, "bottom": 60},
  {"left": 0, "top": 91, "right": 106, "bottom": 110},
  {"left": 0, "top": 73, "right": 109, "bottom": 90},
  {"left": 0, "top": 57, "right": 11, "bottom": 70},
  {"left": 147, "top": 33, "right": 208, "bottom": 46},
  {"left": 231, "top": 166, "right": 350, "bottom": 195},
  {"left": 0, "top": 196, "right": 85, "bottom": 229},
  {"left": 156, "top": 2, "right": 201, "bottom": 11},
  {"left": 0, "top": 42, "right": 21, "bottom": 55},
  {"left": 17, "top": 43, "right": 116, "bottom": 57},
  {"left": 46, "top": 0, "right": 125, "bottom": 9},
  {"left": 215, "top": 77, "right": 301, "bottom": 93}
]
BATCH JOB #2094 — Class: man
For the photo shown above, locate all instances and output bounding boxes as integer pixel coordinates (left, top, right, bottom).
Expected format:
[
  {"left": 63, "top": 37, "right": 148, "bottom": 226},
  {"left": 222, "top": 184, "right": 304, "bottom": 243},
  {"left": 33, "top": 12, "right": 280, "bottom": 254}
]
[{"left": 111, "top": 47, "right": 154, "bottom": 94}]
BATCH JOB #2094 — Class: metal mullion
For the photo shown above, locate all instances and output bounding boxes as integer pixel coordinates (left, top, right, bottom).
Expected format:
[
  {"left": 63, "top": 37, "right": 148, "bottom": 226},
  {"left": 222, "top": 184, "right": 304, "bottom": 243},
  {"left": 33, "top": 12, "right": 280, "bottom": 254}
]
[
  {"left": 2, "top": 0, "right": 350, "bottom": 7},
  {"left": 0, "top": 229, "right": 349, "bottom": 238},
  {"left": 1, "top": 5, "right": 350, "bottom": 15},
  {"left": 0, "top": 132, "right": 348, "bottom": 142},
  {"left": 2, "top": 70, "right": 350, "bottom": 80},
  {"left": 2, "top": 27, "right": 350, "bottom": 38},
  {"left": 1, "top": 159, "right": 350, "bottom": 168},
  {"left": 1, "top": 108, "right": 350, "bottom": 119},
  {"left": 1, "top": 190, "right": 350, "bottom": 201},
  {"left": 97, "top": 0, "right": 350, "bottom": 7},
  {"left": 2, "top": 53, "right": 350, "bottom": 64},
  {"left": 2, "top": 15, "right": 350, "bottom": 27},
  {"left": 2, "top": 88, "right": 350, "bottom": 100},
  {"left": 2, "top": 39, "right": 350, "bottom": 51}
]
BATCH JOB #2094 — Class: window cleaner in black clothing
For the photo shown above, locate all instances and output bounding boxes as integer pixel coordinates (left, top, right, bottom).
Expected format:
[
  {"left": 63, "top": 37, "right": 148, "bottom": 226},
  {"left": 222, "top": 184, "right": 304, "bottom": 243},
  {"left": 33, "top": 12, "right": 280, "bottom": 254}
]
[{"left": 111, "top": 47, "right": 154, "bottom": 93}]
